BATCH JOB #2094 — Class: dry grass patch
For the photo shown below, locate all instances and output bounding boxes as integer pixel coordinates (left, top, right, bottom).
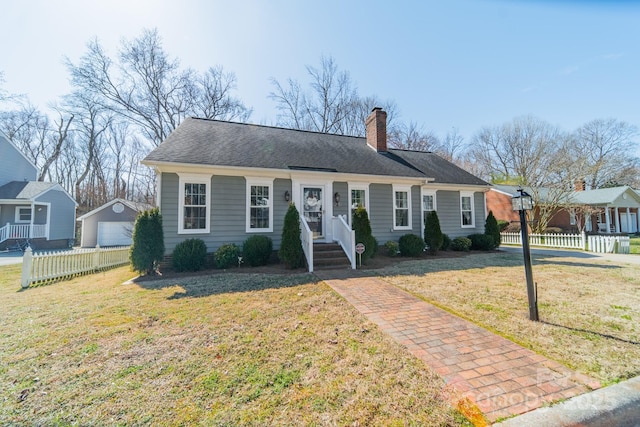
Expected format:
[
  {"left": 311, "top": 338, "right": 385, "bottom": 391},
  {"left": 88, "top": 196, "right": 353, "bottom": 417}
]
[
  {"left": 0, "top": 265, "right": 466, "bottom": 426},
  {"left": 378, "top": 251, "right": 640, "bottom": 384}
]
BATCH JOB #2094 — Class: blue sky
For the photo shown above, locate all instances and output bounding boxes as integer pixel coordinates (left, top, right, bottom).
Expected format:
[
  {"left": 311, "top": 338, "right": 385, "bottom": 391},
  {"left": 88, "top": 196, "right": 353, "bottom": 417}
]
[{"left": 1, "top": 0, "right": 639, "bottom": 145}]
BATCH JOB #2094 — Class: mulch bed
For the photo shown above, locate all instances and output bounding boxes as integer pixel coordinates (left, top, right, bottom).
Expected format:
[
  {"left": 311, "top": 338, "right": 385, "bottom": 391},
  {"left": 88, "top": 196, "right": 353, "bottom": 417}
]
[{"left": 135, "top": 248, "right": 475, "bottom": 282}]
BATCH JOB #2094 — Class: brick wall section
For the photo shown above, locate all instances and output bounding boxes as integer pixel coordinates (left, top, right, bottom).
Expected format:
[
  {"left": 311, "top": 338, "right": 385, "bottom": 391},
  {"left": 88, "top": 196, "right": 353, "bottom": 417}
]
[
  {"left": 486, "top": 190, "right": 519, "bottom": 222},
  {"left": 365, "top": 107, "right": 387, "bottom": 152}
]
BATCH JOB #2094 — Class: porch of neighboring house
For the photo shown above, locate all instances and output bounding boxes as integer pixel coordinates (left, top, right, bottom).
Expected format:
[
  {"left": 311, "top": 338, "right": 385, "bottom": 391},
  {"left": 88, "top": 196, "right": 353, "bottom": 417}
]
[
  {"left": 0, "top": 203, "right": 50, "bottom": 247},
  {"left": 594, "top": 206, "right": 640, "bottom": 234}
]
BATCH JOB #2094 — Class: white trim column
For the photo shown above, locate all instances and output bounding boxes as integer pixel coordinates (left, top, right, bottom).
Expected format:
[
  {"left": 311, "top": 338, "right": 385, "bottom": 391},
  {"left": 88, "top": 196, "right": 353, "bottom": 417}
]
[
  {"left": 626, "top": 207, "right": 632, "bottom": 233},
  {"left": 615, "top": 207, "right": 620, "bottom": 233},
  {"left": 605, "top": 208, "right": 611, "bottom": 233}
]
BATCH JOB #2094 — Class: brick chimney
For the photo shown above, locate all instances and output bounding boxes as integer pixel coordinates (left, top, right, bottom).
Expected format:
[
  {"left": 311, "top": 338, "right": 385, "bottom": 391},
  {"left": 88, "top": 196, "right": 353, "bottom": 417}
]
[
  {"left": 365, "top": 107, "right": 387, "bottom": 152},
  {"left": 574, "top": 179, "right": 586, "bottom": 191}
]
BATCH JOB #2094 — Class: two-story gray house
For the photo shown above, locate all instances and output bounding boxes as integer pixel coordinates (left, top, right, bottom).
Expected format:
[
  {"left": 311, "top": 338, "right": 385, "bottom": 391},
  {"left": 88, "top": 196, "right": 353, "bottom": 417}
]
[
  {"left": 0, "top": 131, "right": 76, "bottom": 250},
  {"left": 142, "top": 108, "right": 490, "bottom": 271}
]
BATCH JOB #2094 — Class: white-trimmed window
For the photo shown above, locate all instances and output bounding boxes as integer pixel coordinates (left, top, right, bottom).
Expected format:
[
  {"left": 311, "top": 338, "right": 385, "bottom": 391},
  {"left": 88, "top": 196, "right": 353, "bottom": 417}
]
[
  {"left": 349, "top": 183, "right": 369, "bottom": 224},
  {"left": 393, "top": 185, "right": 412, "bottom": 230},
  {"left": 460, "top": 191, "right": 475, "bottom": 228},
  {"left": 246, "top": 178, "right": 273, "bottom": 232},
  {"left": 569, "top": 208, "right": 577, "bottom": 226},
  {"left": 421, "top": 189, "right": 437, "bottom": 229},
  {"left": 178, "top": 173, "right": 211, "bottom": 234},
  {"left": 15, "top": 206, "right": 32, "bottom": 223}
]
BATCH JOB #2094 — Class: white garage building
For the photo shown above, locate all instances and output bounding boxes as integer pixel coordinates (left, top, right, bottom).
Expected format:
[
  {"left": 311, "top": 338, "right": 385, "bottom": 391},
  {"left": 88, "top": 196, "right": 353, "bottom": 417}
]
[{"left": 77, "top": 199, "right": 152, "bottom": 247}]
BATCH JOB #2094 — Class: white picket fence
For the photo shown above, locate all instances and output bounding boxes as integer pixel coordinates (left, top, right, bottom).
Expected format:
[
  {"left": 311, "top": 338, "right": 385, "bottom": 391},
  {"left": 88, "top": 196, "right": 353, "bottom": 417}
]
[
  {"left": 21, "top": 245, "right": 130, "bottom": 288},
  {"left": 501, "top": 232, "right": 630, "bottom": 254}
]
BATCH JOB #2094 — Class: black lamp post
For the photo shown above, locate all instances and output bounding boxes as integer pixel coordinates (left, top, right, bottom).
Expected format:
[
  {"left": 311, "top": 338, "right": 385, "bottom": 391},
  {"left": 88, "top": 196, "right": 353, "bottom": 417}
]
[{"left": 512, "top": 188, "right": 539, "bottom": 321}]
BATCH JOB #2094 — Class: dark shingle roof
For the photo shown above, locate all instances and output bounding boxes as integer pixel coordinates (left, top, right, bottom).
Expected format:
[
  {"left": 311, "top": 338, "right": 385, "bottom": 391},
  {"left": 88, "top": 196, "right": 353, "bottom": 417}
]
[
  {"left": 388, "top": 149, "right": 489, "bottom": 185},
  {"left": 144, "top": 118, "right": 488, "bottom": 185},
  {"left": 0, "top": 181, "right": 57, "bottom": 199}
]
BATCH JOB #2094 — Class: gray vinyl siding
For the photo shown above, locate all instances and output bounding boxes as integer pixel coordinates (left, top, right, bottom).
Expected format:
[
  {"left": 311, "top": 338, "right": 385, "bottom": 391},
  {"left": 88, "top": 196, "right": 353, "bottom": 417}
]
[
  {"left": 368, "top": 184, "right": 421, "bottom": 244},
  {"left": 0, "top": 137, "right": 37, "bottom": 185},
  {"left": 35, "top": 189, "right": 76, "bottom": 240},
  {"left": 437, "top": 190, "right": 464, "bottom": 237},
  {"left": 333, "top": 182, "right": 348, "bottom": 218},
  {"left": 434, "top": 190, "right": 485, "bottom": 238},
  {"left": 160, "top": 173, "right": 180, "bottom": 252},
  {"left": 161, "top": 172, "right": 293, "bottom": 254},
  {"left": 474, "top": 192, "right": 486, "bottom": 234}
]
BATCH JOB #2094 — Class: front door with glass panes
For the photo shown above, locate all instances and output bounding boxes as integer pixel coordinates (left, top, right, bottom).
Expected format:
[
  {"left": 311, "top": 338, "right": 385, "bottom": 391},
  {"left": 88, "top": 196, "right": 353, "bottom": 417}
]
[{"left": 302, "top": 186, "right": 324, "bottom": 239}]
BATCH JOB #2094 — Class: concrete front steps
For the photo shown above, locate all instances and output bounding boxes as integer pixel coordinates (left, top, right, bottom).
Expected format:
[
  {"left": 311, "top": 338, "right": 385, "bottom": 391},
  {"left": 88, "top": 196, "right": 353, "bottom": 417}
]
[{"left": 313, "top": 242, "right": 351, "bottom": 270}]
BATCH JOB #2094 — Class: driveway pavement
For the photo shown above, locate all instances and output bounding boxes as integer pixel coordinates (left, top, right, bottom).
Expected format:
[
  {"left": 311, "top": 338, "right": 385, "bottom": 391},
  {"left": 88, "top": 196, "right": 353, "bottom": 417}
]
[
  {"left": 0, "top": 251, "right": 23, "bottom": 266},
  {"left": 499, "top": 245, "right": 640, "bottom": 265}
]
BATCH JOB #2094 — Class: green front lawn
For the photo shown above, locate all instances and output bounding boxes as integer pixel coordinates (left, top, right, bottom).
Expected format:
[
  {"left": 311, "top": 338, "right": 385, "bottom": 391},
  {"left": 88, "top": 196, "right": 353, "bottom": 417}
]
[{"left": 630, "top": 236, "right": 640, "bottom": 254}]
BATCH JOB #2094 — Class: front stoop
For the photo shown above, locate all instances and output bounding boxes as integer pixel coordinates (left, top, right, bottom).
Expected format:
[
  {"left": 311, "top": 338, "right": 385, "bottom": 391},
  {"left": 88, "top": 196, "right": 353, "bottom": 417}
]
[{"left": 313, "top": 243, "right": 351, "bottom": 270}]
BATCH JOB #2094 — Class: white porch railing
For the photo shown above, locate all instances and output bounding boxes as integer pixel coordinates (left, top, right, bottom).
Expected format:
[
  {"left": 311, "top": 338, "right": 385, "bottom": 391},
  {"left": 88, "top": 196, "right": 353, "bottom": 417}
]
[
  {"left": 0, "top": 222, "right": 48, "bottom": 243},
  {"left": 299, "top": 213, "right": 314, "bottom": 272},
  {"left": 332, "top": 215, "right": 356, "bottom": 269},
  {"left": 501, "top": 232, "right": 630, "bottom": 254},
  {"left": 21, "top": 245, "right": 130, "bottom": 288}
]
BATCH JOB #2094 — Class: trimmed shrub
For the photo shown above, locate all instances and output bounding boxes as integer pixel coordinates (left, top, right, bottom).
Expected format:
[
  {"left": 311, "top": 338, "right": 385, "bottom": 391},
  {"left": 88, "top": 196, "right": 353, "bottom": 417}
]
[
  {"left": 484, "top": 211, "right": 501, "bottom": 249},
  {"left": 214, "top": 243, "right": 241, "bottom": 269},
  {"left": 424, "top": 210, "right": 443, "bottom": 255},
  {"left": 352, "top": 206, "right": 377, "bottom": 263},
  {"left": 497, "top": 220, "right": 510, "bottom": 232},
  {"left": 544, "top": 227, "right": 564, "bottom": 234},
  {"left": 172, "top": 238, "right": 207, "bottom": 272},
  {"left": 468, "top": 233, "right": 495, "bottom": 251},
  {"left": 399, "top": 234, "right": 425, "bottom": 257},
  {"left": 385, "top": 240, "right": 399, "bottom": 257},
  {"left": 130, "top": 208, "right": 164, "bottom": 275},
  {"left": 451, "top": 236, "right": 472, "bottom": 252},
  {"left": 440, "top": 234, "right": 451, "bottom": 251},
  {"left": 279, "top": 203, "right": 305, "bottom": 269},
  {"left": 504, "top": 222, "right": 521, "bottom": 233},
  {"left": 243, "top": 235, "right": 273, "bottom": 267}
]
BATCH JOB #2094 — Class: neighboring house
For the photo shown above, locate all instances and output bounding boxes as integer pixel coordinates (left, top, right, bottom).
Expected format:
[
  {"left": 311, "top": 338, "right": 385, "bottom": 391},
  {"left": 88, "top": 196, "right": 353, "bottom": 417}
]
[
  {"left": 487, "top": 184, "right": 640, "bottom": 233},
  {"left": 0, "top": 131, "right": 77, "bottom": 250},
  {"left": 142, "top": 108, "right": 491, "bottom": 269},
  {"left": 77, "top": 198, "right": 152, "bottom": 247}
]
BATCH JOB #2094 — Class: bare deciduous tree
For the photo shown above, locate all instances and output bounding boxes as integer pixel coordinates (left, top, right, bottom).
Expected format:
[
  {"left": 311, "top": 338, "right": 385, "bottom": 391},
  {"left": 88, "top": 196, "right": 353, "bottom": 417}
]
[
  {"left": 66, "top": 28, "right": 251, "bottom": 147},
  {"left": 574, "top": 118, "right": 639, "bottom": 189},
  {"left": 269, "top": 55, "right": 397, "bottom": 136}
]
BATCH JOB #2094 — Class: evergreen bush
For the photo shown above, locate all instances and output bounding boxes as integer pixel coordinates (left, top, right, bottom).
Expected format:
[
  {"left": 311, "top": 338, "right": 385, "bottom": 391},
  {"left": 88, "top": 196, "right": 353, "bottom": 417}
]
[
  {"left": 352, "top": 206, "right": 377, "bottom": 263},
  {"left": 484, "top": 211, "right": 501, "bottom": 249},
  {"left": 172, "top": 238, "right": 207, "bottom": 272},
  {"left": 242, "top": 235, "right": 273, "bottom": 266},
  {"left": 424, "top": 210, "right": 443, "bottom": 255},
  {"left": 468, "top": 233, "right": 495, "bottom": 251},
  {"left": 214, "top": 243, "right": 241, "bottom": 269},
  {"left": 385, "top": 240, "right": 399, "bottom": 257},
  {"left": 130, "top": 208, "right": 164, "bottom": 275},
  {"left": 497, "top": 220, "right": 510, "bottom": 232},
  {"left": 451, "top": 236, "right": 472, "bottom": 252},
  {"left": 440, "top": 234, "right": 451, "bottom": 251},
  {"left": 279, "top": 203, "right": 305, "bottom": 269},
  {"left": 398, "top": 234, "right": 425, "bottom": 257}
]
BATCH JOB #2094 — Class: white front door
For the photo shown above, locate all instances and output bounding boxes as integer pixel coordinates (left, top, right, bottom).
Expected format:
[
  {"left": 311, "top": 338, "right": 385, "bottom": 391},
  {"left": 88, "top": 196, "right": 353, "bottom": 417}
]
[{"left": 302, "top": 186, "right": 324, "bottom": 240}]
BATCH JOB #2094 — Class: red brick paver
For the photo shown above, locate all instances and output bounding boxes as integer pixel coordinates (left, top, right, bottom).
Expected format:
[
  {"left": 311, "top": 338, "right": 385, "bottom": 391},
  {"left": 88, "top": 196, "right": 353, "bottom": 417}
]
[{"left": 318, "top": 273, "right": 600, "bottom": 423}]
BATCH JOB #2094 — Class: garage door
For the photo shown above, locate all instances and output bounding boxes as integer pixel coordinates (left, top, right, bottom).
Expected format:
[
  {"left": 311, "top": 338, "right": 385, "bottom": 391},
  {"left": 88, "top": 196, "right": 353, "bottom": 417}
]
[{"left": 97, "top": 222, "right": 134, "bottom": 246}]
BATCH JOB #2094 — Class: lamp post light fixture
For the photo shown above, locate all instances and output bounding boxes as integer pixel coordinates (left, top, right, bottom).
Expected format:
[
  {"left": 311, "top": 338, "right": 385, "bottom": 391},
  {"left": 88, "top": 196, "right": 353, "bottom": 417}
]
[{"left": 512, "top": 188, "right": 539, "bottom": 321}]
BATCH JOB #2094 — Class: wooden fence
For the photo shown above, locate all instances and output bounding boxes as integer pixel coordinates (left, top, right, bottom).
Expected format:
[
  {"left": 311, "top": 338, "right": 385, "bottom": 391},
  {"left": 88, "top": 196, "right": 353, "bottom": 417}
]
[
  {"left": 501, "top": 232, "right": 630, "bottom": 254},
  {"left": 21, "top": 245, "right": 130, "bottom": 288}
]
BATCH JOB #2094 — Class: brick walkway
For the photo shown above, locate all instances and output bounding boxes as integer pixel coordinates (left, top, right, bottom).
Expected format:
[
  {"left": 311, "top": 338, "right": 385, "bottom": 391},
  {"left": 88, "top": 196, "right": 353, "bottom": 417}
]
[{"left": 317, "top": 272, "right": 601, "bottom": 424}]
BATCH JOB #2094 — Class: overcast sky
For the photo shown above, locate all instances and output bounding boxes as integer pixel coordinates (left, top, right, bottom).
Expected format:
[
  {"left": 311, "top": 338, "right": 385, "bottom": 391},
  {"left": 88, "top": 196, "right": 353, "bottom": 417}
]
[{"left": 2, "top": 0, "right": 639, "bottom": 145}]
